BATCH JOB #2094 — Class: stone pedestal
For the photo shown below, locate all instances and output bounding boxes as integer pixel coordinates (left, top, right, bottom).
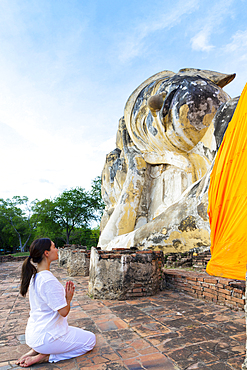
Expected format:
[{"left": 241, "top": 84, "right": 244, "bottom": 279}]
[
  {"left": 88, "top": 247, "right": 164, "bottom": 300},
  {"left": 67, "top": 250, "right": 91, "bottom": 277}
]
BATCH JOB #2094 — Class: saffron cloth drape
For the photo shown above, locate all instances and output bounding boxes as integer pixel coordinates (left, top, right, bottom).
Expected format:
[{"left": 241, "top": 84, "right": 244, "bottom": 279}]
[{"left": 206, "top": 83, "right": 247, "bottom": 280}]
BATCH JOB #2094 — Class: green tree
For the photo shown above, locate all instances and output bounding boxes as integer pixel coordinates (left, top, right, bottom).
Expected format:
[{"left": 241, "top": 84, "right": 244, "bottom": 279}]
[
  {"left": 90, "top": 176, "right": 105, "bottom": 219},
  {"left": 0, "top": 196, "right": 40, "bottom": 252},
  {"left": 54, "top": 187, "right": 97, "bottom": 244},
  {"left": 66, "top": 225, "right": 100, "bottom": 248},
  {"left": 32, "top": 199, "right": 62, "bottom": 244},
  {"left": 0, "top": 176, "right": 105, "bottom": 252},
  {"left": 33, "top": 178, "right": 104, "bottom": 246},
  {"left": 0, "top": 213, "right": 18, "bottom": 254}
]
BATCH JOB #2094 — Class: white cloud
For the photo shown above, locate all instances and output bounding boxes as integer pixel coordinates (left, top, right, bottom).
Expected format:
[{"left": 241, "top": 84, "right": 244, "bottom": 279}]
[
  {"left": 225, "top": 29, "right": 247, "bottom": 53},
  {"left": 191, "top": 29, "right": 214, "bottom": 52},
  {"left": 0, "top": 0, "right": 247, "bottom": 203},
  {"left": 220, "top": 28, "right": 247, "bottom": 98},
  {"left": 190, "top": 0, "right": 235, "bottom": 53},
  {"left": 39, "top": 179, "right": 53, "bottom": 184},
  {"left": 96, "top": 136, "right": 116, "bottom": 152},
  {"left": 118, "top": 0, "right": 199, "bottom": 63},
  {"left": 0, "top": 125, "right": 110, "bottom": 200},
  {"left": 143, "top": 0, "right": 199, "bottom": 34},
  {"left": 0, "top": 62, "right": 116, "bottom": 200}
]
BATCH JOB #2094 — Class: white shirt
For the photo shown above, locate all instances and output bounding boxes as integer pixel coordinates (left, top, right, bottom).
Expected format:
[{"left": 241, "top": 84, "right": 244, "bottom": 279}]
[{"left": 25, "top": 270, "right": 68, "bottom": 347}]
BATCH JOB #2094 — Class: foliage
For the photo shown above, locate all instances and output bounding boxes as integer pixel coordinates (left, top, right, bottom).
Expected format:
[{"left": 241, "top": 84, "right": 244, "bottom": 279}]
[
  {"left": 0, "top": 214, "right": 18, "bottom": 254},
  {"left": 0, "top": 196, "right": 40, "bottom": 253},
  {"left": 53, "top": 187, "right": 95, "bottom": 244},
  {"left": 33, "top": 179, "right": 104, "bottom": 245},
  {"left": 0, "top": 177, "right": 105, "bottom": 254},
  {"left": 65, "top": 225, "right": 100, "bottom": 248},
  {"left": 32, "top": 199, "right": 61, "bottom": 244},
  {"left": 90, "top": 176, "right": 105, "bottom": 218}
]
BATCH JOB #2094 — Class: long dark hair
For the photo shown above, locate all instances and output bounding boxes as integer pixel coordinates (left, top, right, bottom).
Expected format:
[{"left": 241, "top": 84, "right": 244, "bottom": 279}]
[{"left": 20, "top": 238, "right": 52, "bottom": 297}]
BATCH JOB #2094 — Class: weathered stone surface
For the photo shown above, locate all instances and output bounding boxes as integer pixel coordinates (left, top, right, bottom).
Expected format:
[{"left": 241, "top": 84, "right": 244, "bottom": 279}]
[
  {"left": 88, "top": 247, "right": 164, "bottom": 300},
  {"left": 58, "top": 244, "right": 87, "bottom": 268},
  {"left": 213, "top": 96, "right": 239, "bottom": 150},
  {"left": 58, "top": 247, "right": 71, "bottom": 267},
  {"left": 98, "top": 68, "right": 237, "bottom": 254},
  {"left": 67, "top": 249, "right": 90, "bottom": 277}
]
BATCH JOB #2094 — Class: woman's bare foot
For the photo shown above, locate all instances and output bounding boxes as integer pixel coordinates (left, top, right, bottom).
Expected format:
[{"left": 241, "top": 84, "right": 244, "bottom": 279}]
[
  {"left": 16, "top": 349, "right": 39, "bottom": 365},
  {"left": 19, "top": 353, "right": 49, "bottom": 367}
]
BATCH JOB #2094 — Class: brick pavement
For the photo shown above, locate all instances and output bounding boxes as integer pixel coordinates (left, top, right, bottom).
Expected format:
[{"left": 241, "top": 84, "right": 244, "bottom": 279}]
[{"left": 0, "top": 261, "right": 246, "bottom": 370}]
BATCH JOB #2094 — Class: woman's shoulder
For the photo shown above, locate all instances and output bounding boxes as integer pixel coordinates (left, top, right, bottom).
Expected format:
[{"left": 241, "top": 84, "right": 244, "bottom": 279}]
[
  {"left": 36, "top": 270, "right": 57, "bottom": 283},
  {"left": 35, "top": 270, "right": 62, "bottom": 292}
]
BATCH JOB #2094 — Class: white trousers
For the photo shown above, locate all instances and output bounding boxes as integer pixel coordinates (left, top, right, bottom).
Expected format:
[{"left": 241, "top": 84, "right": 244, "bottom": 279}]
[{"left": 33, "top": 326, "right": 96, "bottom": 363}]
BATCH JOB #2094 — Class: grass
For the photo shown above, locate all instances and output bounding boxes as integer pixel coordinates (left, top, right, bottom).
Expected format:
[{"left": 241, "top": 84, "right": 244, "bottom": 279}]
[{"left": 11, "top": 252, "right": 29, "bottom": 257}]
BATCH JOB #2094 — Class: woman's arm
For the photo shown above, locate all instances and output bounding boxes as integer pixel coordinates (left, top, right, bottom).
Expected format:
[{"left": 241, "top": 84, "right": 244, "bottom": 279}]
[{"left": 58, "top": 281, "right": 75, "bottom": 317}]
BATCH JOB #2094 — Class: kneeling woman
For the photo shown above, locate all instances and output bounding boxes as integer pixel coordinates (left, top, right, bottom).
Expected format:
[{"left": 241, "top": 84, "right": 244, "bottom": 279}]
[{"left": 16, "top": 238, "right": 96, "bottom": 367}]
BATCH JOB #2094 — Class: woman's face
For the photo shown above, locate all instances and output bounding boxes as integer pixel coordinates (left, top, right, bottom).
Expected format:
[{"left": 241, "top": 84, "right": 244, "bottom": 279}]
[{"left": 47, "top": 241, "right": 58, "bottom": 261}]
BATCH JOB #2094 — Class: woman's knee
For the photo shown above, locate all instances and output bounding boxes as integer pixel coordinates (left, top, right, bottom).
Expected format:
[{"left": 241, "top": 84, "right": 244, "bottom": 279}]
[{"left": 88, "top": 332, "right": 96, "bottom": 350}]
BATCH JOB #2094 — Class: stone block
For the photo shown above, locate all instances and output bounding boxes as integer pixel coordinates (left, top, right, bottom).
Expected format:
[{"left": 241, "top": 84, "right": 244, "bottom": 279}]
[
  {"left": 58, "top": 247, "right": 71, "bottom": 267},
  {"left": 67, "top": 250, "right": 90, "bottom": 277},
  {"left": 88, "top": 247, "right": 164, "bottom": 300}
]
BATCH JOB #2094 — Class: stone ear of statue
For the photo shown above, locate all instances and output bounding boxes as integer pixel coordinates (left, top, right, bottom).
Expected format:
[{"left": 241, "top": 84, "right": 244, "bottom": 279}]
[{"left": 178, "top": 68, "right": 236, "bottom": 88}]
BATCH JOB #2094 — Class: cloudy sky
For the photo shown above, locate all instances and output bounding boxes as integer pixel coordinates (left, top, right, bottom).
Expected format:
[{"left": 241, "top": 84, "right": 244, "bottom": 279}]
[{"left": 0, "top": 0, "right": 246, "bottom": 201}]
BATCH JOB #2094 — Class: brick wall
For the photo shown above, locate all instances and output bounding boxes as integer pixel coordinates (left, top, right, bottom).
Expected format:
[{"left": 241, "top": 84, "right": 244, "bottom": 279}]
[
  {"left": 164, "top": 268, "right": 245, "bottom": 310},
  {"left": 165, "top": 250, "right": 211, "bottom": 269}
]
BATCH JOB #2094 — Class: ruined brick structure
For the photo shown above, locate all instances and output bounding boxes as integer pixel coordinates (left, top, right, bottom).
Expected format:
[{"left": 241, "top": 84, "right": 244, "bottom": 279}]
[
  {"left": 164, "top": 269, "right": 245, "bottom": 311},
  {"left": 67, "top": 249, "right": 91, "bottom": 277},
  {"left": 88, "top": 247, "right": 164, "bottom": 300}
]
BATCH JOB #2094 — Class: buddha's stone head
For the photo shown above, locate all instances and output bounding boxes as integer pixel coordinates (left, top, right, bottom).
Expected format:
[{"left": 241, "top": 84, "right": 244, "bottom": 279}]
[{"left": 124, "top": 68, "right": 235, "bottom": 157}]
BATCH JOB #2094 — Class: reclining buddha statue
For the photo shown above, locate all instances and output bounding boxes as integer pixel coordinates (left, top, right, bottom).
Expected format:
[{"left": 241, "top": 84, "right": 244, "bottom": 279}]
[{"left": 98, "top": 68, "right": 238, "bottom": 253}]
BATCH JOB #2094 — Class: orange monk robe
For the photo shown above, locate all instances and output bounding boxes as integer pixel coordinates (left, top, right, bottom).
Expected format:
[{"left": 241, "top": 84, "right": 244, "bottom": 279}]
[{"left": 206, "top": 83, "right": 247, "bottom": 280}]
